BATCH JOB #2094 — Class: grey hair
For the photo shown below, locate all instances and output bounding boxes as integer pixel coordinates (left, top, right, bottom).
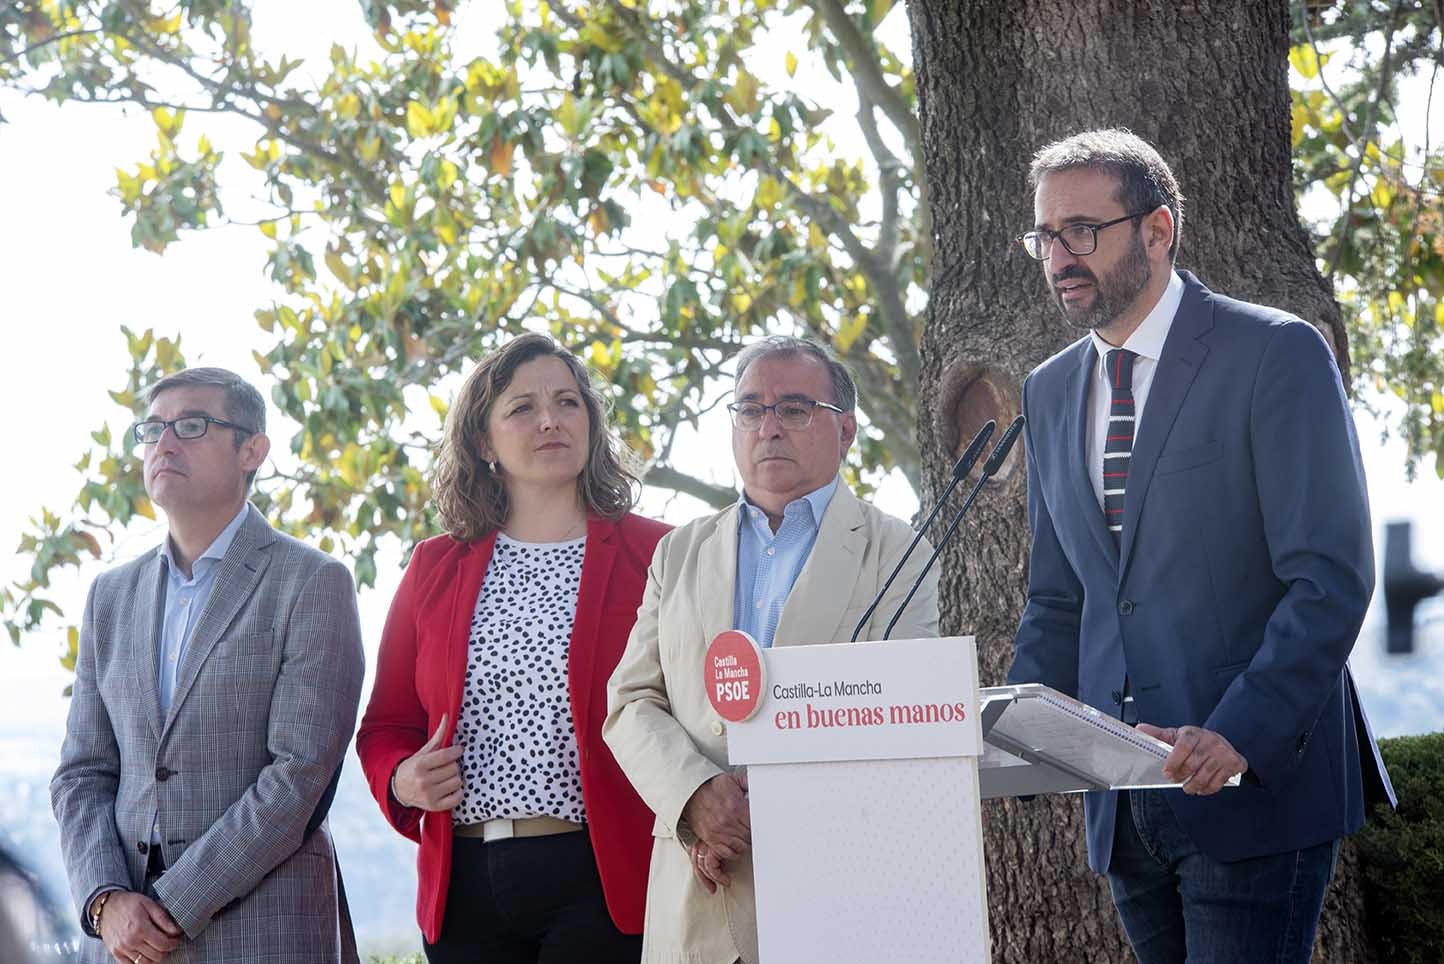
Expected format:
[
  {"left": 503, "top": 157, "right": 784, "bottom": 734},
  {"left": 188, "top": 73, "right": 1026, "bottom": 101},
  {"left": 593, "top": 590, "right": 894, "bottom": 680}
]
[
  {"left": 733, "top": 335, "right": 857, "bottom": 412},
  {"left": 1029, "top": 128, "right": 1185, "bottom": 262},
  {"left": 145, "top": 367, "right": 267, "bottom": 488}
]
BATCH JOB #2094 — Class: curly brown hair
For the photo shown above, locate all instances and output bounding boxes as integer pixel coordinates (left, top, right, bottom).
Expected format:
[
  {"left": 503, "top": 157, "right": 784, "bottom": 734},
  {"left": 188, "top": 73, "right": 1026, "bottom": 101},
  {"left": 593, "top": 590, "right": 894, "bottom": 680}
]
[{"left": 431, "top": 333, "right": 639, "bottom": 541}]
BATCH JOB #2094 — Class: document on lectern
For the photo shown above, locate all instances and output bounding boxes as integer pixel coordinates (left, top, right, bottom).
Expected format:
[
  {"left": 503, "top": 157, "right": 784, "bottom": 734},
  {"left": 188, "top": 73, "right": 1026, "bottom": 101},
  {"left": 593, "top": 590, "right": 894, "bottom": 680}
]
[{"left": 978, "top": 683, "right": 1241, "bottom": 797}]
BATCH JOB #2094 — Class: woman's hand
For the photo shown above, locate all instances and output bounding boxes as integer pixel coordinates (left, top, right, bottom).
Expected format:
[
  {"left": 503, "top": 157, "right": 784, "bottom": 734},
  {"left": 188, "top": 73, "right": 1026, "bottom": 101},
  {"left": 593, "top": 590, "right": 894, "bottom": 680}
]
[{"left": 391, "top": 713, "right": 466, "bottom": 811}]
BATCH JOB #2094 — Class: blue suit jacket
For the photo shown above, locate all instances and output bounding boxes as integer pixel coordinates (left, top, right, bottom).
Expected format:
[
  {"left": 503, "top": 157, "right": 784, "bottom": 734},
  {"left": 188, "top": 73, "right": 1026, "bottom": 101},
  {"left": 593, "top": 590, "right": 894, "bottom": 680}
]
[{"left": 1008, "top": 271, "right": 1394, "bottom": 873}]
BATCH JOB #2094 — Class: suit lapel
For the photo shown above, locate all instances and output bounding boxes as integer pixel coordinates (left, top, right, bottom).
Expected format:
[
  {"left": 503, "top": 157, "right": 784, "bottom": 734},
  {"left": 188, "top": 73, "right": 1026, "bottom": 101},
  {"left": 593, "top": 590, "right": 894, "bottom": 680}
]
[
  {"left": 569, "top": 516, "right": 617, "bottom": 733},
  {"left": 774, "top": 482, "right": 867, "bottom": 646},
  {"left": 695, "top": 505, "right": 741, "bottom": 643},
  {"left": 1119, "top": 275, "right": 1213, "bottom": 576},
  {"left": 131, "top": 550, "right": 167, "bottom": 740},
  {"left": 1066, "top": 342, "right": 1120, "bottom": 569},
  {"left": 163, "top": 507, "right": 274, "bottom": 738}
]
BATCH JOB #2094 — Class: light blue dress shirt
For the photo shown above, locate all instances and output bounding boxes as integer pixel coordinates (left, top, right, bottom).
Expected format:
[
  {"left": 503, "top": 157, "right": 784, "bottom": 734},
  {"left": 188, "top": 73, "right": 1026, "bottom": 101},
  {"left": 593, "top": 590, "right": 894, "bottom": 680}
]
[
  {"left": 150, "top": 504, "right": 248, "bottom": 845},
  {"left": 733, "top": 477, "right": 838, "bottom": 648},
  {"left": 156, "top": 504, "right": 250, "bottom": 717}
]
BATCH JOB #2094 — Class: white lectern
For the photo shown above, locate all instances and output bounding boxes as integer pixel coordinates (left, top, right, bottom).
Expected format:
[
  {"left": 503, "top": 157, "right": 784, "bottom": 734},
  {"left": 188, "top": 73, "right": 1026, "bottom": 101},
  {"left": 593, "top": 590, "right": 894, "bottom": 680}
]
[{"left": 708, "top": 631, "right": 991, "bottom": 964}]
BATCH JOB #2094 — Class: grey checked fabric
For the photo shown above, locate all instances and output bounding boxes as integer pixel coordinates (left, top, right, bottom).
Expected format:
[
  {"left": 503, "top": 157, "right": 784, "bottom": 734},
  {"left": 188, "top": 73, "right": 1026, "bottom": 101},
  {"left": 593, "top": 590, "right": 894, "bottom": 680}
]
[{"left": 51, "top": 505, "right": 365, "bottom": 963}]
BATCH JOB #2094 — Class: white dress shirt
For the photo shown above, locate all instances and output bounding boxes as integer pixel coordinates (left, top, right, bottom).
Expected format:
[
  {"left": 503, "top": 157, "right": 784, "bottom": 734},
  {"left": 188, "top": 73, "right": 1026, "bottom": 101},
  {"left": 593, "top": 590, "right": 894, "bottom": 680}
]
[{"left": 1086, "top": 270, "right": 1185, "bottom": 510}]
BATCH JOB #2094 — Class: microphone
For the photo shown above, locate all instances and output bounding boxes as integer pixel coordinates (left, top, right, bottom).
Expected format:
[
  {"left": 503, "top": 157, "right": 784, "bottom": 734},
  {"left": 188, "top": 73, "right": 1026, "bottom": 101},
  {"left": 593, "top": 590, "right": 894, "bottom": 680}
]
[
  {"left": 850, "top": 421, "right": 997, "bottom": 642},
  {"left": 882, "top": 416, "right": 1025, "bottom": 641}
]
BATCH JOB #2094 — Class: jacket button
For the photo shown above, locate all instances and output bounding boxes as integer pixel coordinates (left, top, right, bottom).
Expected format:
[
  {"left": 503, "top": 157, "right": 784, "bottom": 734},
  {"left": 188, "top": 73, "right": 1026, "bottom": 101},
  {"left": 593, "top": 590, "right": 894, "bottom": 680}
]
[
  {"left": 156, "top": 767, "right": 173, "bottom": 782},
  {"left": 710, "top": 720, "right": 725, "bottom": 737},
  {"left": 1110, "top": 690, "right": 1124, "bottom": 705},
  {"left": 137, "top": 841, "right": 149, "bottom": 855},
  {"left": 1118, "top": 600, "right": 1135, "bottom": 615}
]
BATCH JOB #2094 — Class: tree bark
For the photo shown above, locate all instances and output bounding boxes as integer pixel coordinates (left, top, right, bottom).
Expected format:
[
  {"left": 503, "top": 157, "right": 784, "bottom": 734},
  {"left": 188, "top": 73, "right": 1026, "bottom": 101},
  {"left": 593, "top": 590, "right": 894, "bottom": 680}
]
[{"left": 904, "top": 0, "right": 1371, "bottom": 960}]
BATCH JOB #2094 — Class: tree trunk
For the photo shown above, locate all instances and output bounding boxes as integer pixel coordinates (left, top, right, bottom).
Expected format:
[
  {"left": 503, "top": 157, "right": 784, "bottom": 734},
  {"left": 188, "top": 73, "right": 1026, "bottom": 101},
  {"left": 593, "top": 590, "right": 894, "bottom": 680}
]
[{"left": 903, "top": 0, "right": 1372, "bottom": 961}]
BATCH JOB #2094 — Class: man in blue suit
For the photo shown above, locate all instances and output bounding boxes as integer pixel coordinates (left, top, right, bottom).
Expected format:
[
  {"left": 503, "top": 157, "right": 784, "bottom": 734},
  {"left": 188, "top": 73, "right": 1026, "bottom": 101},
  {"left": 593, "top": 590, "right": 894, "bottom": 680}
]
[{"left": 1007, "top": 128, "right": 1394, "bottom": 964}]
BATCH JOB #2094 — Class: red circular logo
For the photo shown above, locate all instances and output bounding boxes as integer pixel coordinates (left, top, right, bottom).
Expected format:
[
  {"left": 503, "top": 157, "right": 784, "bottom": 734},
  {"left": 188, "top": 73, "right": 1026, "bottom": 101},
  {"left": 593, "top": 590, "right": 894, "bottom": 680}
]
[{"left": 705, "top": 630, "right": 765, "bottom": 722}]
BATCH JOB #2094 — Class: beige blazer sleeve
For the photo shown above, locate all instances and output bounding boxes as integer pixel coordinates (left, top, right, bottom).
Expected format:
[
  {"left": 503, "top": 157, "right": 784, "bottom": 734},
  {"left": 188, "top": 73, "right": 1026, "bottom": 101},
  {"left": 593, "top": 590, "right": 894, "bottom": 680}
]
[{"left": 603, "top": 520, "right": 731, "bottom": 839}]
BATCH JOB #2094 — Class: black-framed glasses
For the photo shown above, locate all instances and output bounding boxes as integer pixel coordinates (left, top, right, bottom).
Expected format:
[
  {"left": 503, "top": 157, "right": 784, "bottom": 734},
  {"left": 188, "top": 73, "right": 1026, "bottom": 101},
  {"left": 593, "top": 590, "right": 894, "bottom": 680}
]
[
  {"left": 132, "top": 415, "right": 255, "bottom": 444},
  {"left": 727, "top": 398, "right": 846, "bottom": 431},
  {"left": 1017, "top": 210, "right": 1151, "bottom": 260}
]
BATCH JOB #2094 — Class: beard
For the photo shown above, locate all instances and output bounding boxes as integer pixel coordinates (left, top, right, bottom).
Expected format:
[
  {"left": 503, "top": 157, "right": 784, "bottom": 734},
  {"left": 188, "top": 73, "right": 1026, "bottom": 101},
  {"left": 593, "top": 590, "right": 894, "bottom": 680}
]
[{"left": 1050, "top": 231, "right": 1152, "bottom": 331}]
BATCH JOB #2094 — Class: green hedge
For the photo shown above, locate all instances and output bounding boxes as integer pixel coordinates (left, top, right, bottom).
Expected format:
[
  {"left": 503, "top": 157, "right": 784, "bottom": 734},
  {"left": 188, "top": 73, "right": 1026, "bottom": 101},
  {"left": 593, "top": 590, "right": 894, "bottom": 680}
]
[{"left": 1357, "top": 732, "right": 1444, "bottom": 964}]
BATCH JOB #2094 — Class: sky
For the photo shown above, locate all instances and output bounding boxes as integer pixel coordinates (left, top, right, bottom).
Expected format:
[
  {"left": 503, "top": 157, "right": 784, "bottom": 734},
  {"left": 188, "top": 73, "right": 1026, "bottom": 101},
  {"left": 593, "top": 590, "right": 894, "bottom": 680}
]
[{"left": 1, "top": 1, "right": 1442, "bottom": 754}]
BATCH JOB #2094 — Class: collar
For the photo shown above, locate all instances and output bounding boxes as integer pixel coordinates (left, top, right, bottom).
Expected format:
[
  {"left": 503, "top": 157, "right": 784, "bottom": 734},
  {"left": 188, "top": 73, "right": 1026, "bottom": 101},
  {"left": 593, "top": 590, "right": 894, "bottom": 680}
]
[
  {"left": 160, "top": 503, "right": 250, "bottom": 579},
  {"left": 740, "top": 476, "right": 840, "bottom": 530},
  {"left": 1089, "top": 269, "right": 1184, "bottom": 365}
]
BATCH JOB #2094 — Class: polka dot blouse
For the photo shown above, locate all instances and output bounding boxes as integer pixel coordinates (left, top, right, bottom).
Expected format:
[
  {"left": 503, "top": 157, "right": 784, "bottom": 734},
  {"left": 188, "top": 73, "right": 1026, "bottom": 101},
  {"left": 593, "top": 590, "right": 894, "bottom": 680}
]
[{"left": 452, "top": 533, "right": 587, "bottom": 826}]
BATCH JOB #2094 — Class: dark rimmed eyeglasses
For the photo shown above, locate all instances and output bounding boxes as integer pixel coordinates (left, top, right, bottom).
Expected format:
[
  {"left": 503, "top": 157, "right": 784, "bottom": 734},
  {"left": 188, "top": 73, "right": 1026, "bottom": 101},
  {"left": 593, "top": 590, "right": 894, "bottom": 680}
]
[
  {"left": 727, "top": 398, "right": 847, "bottom": 431},
  {"left": 132, "top": 415, "right": 255, "bottom": 444},
  {"left": 1017, "top": 210, "right": 1152, "bottom": 260}
]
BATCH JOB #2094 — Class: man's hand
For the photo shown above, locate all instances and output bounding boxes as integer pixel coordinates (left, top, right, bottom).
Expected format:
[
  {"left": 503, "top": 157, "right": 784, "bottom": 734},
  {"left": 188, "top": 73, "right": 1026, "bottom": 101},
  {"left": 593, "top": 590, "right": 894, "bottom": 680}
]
[
  {"left": 1137, "top": 723, "right": 1248, "bottom": 796},
  {"left": 392, "top": 714, "right": 465, "bottom": 812},
  {"left": 688, "top": 841, "right": 731, "bottom": 893},
  {"left": 681, "top": 770, "right": 751, "bottom": 860},
  {"left": 96, "top": 890, "right": 183, "bottom": 963}
]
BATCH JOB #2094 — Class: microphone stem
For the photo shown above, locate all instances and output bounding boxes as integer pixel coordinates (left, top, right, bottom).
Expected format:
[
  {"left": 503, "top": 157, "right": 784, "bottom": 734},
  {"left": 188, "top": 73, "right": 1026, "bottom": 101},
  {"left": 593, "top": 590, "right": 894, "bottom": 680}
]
[{"left": 882, "top": 472, "right": 994, "bottom": 641}]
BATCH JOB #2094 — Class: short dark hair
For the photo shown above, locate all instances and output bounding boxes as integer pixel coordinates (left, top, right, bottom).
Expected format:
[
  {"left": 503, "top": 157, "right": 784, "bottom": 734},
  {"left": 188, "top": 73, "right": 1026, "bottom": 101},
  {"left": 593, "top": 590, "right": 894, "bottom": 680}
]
[
  {"left": 1029, "top": 128, "right": 1185, "bottom": 262},
  {"left": 733, "top": 335, "right": 857, "bottom": 412},
  {"left": 432, "top": 333, "right": 639, "bottom": 542},
  {"left": 146, "top": 367, "right": 267, "bottom": 488}
]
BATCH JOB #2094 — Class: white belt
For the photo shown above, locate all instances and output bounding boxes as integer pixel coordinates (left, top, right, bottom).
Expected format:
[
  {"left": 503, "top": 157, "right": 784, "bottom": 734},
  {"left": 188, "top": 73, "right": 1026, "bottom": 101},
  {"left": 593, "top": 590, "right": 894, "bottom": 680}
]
[{"left": 454, "top": 815, "right": 585, "bottom": 842}]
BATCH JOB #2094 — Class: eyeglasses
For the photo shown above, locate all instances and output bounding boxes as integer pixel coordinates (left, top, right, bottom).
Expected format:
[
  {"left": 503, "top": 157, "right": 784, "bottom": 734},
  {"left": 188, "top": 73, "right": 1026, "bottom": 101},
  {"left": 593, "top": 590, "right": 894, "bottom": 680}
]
[
  {"left": 1017, "top": 211, "right": 1152, "bottom": 260},
  {"left": 132, "top": 415, "right": 255, "bottom": 444},
  {"left": 727, "top": 398, "right": 846, "bottom": 431}
]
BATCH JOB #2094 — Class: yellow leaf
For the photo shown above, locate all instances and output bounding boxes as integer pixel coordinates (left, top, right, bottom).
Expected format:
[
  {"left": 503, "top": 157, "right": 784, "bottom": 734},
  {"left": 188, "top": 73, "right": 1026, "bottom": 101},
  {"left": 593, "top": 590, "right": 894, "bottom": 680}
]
[
  {"left": 835, "top": 311, "right": 868, "bottom": 352},
  {"left": 1288, "top": 45, "right": 1329, "bottom": 81},
  {"left": 259, "top": 220, "right": 278, "bottom": 240},
  {"left": 785, "top": 52, "right": 798, "bottom": 77},
  {"left": 358, "top": 135, "right": 380, "bottom": 163},
  {"left": 756, "top": 176, "right": 782, "bottom": 209},
  {"left": 389, "top": 181, "right": 408, "bottom": 210},
  {"left": 490, "top": 136, "right": 514, "bottom": 177},
  {"left": 406, "top": 100, "right": 434, "bottom": 138},
  {"left": 437, "top": 159, "right": 459, "bottom": 191},
  {"left": 134, "top": 496, "right": 156, "bottom": 520},
  {"left": 155, "top": 338, "right": 179, "bottom": 369},
  {"left": 429, "top": 394, "right": 450, "bottom": 419},
  {"left": 263, "top": 103, "right": 283, "bottom": 122},
  {"left": 436, "top": 2, "right": 452, "bottom": 25},
  {"left": 404, "top": 101, "right": 430, "bottom": 138},
  {"left": 337, "top": 93, "right": 361, "bottom": 121}
]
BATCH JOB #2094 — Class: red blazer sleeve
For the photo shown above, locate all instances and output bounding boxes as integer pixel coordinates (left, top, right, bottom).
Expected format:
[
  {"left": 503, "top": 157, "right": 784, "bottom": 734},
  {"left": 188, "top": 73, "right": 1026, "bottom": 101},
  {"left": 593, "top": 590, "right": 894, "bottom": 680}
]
[{"left": 356, "top": 538, "right": 440, "bottom": 840}]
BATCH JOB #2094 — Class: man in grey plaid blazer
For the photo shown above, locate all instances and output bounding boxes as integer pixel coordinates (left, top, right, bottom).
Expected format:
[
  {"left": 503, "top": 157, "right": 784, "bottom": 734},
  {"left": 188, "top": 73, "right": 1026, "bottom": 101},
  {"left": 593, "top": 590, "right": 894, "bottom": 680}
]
[{"left": 51, "top": 368, "right": 364, "bottom": 964}]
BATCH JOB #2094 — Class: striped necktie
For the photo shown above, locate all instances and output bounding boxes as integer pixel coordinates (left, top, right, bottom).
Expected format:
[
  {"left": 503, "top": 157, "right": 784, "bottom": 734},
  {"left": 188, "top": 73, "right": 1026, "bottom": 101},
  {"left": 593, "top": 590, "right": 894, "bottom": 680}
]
[{"left": 1103, "top": 348, "right": 1138, "bottom": 546}]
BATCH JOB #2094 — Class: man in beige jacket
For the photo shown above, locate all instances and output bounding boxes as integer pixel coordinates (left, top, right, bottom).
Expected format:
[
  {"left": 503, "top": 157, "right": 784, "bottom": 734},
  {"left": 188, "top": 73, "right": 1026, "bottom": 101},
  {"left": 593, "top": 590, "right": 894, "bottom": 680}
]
[{"left": 605, "top": 336, "right": 940, "bottom": 964}]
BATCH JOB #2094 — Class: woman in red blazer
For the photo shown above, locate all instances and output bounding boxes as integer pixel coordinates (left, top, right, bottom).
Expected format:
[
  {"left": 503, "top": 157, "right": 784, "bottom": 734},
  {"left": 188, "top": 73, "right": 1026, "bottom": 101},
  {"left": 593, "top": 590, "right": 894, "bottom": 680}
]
[{"left": 357, "top": 333, "right": 669, "bottom": 963}]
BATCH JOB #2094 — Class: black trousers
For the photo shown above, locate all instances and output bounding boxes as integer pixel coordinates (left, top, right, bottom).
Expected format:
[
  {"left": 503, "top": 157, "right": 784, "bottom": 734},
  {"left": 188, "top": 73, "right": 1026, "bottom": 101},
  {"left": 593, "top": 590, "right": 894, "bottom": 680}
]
[{"left": 423, "top": 830, "right": 641, "bottom": 964}]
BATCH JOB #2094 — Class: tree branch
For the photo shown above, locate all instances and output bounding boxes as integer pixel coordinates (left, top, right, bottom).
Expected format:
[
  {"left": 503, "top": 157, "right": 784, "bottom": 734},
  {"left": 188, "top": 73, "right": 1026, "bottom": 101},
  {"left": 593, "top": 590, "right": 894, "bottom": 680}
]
[
  {"left": 642, "top": 464, "right": 737, "bottom": 508},
  {"left": 0, "top": 28, "right": 104, "bottom": 67},
  {"left": 815, "top": 0, "right": 920, "bottom": 156}
]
